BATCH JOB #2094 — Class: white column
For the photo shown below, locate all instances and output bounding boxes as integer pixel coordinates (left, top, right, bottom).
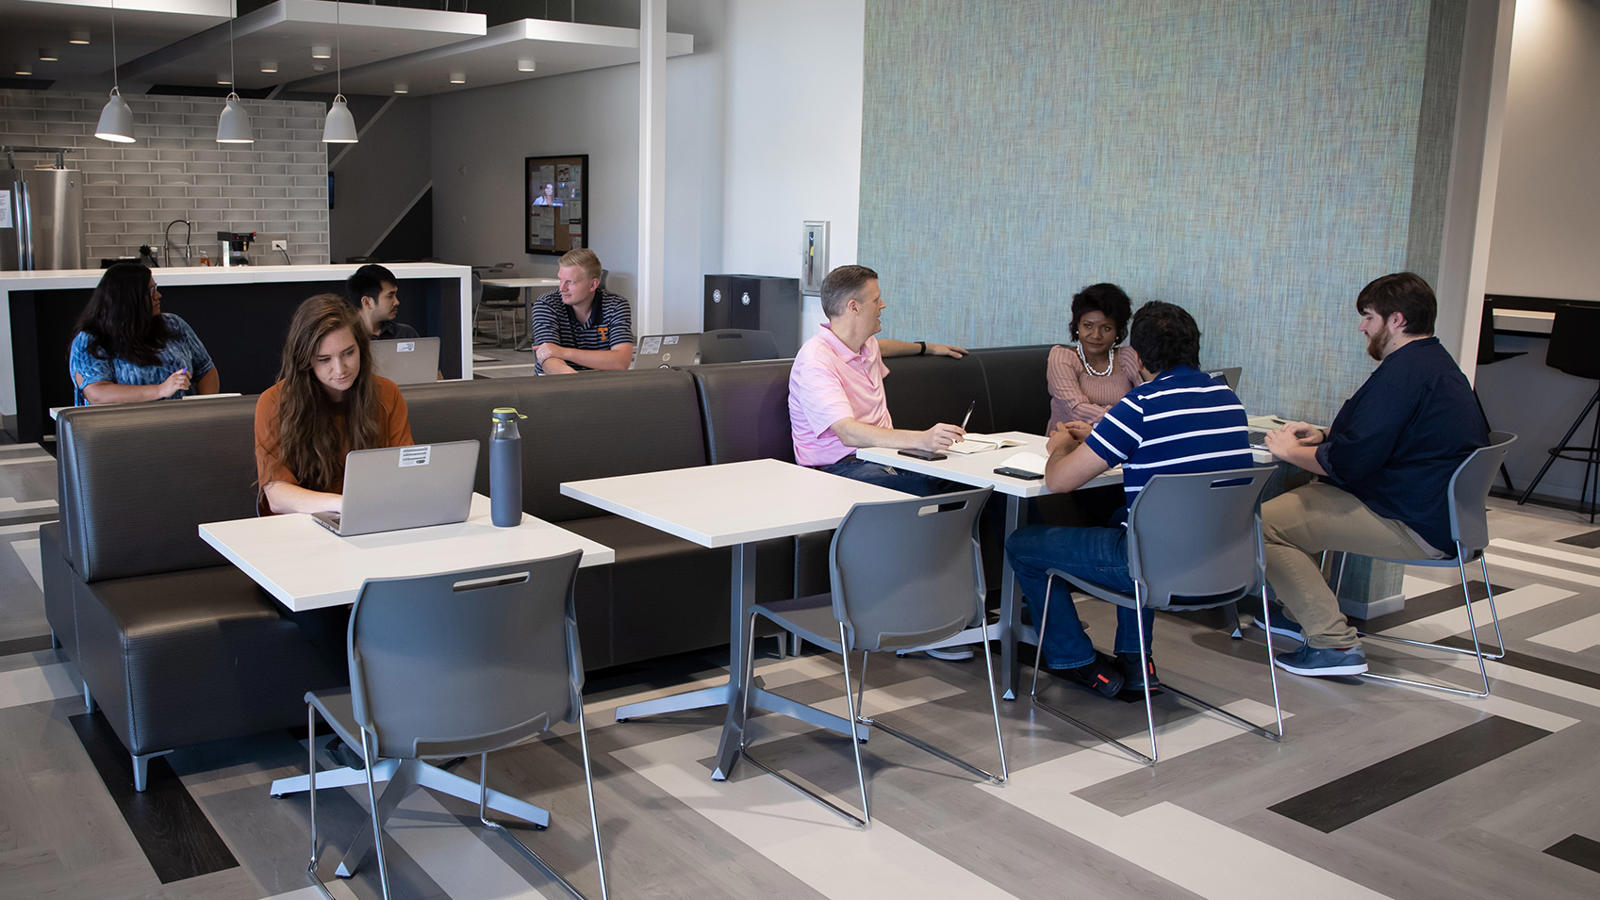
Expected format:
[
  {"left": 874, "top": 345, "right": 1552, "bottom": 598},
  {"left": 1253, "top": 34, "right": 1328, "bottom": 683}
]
[{"left": 637, "top": 0, "right": 667, "bottom": 336}]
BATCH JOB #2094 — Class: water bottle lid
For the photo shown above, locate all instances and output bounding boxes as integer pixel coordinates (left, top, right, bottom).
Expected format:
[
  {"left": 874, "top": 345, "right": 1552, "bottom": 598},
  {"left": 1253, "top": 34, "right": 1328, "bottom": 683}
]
[{"left": 491, "top": 407, "right": 526, "bottom": 422}]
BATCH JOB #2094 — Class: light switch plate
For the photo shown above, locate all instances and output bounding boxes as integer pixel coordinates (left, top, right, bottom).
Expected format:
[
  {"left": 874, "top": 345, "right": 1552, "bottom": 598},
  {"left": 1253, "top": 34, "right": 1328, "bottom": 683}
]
[{"left": 801, "top": 221, "right": 829, "bottom": 295}]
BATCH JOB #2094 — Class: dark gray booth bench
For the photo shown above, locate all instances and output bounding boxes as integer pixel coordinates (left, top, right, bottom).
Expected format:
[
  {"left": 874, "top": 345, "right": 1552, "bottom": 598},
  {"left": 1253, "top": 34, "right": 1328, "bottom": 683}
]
[{"left": 42, "top": 345, "right": 1073, "bottom": 789}]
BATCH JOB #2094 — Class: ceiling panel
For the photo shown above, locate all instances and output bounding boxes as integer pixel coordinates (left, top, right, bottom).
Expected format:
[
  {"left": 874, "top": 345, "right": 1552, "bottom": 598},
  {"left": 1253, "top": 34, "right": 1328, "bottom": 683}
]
[
  {"left": 114, "top": 0, "right": 484, "bottom": 90},
  {"left": 287, "top": 18, "right": 695, "bottom": 97},
  {"left": 0, "top": 0, "right": 231, "bottom": 84}
]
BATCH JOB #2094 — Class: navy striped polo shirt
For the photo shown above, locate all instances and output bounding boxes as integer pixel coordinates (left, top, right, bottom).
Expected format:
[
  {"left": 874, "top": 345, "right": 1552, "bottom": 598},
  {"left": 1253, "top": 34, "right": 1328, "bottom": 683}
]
[
  {"left": 529, "top": 288, "right": 635, "bottom": 373},
  {"left": 1086, "top": 365, "right": 1254, "bottom": 508}
]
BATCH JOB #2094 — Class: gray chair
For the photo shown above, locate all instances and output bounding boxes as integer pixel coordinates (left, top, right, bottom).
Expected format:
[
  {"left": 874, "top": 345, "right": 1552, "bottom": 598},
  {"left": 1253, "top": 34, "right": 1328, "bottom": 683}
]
[
  {"left": 302, "top": 552, "right": 608, "bottom": 900},
  {"left": 736, "top": 487, "right": 1006, "bottom": 827},
  {"left": 1341, "top": 431, "right": 1517, "bottom": 698},
  {"left": 1031, "top": 467, "right": 1282, "bottom": 766},
  {"left": 698, "top": 329, "right": 782, "bottom": 364}
]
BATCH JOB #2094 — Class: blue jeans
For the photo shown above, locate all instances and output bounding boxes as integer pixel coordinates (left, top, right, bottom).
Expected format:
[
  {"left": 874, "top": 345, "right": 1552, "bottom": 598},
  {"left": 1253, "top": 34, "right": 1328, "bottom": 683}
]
[
  {"left": 1004, "top": 514, "right": 1155, "bottom": 669},
  {"left": 815, "top": 457, "right": 959, "bottom": 497}
]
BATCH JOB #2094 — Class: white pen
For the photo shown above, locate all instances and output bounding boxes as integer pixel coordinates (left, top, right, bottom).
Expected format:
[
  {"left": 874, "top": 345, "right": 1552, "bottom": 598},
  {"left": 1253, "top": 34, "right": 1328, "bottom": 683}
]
[{"left": 960, "top": 400, "right": 975, "bottom": 431}]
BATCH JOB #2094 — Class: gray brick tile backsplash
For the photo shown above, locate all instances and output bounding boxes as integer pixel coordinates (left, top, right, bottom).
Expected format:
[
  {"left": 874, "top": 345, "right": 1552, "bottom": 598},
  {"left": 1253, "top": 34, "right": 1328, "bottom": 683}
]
[{"left": 4, "top": 88, "right": 328, "bottom": 263}]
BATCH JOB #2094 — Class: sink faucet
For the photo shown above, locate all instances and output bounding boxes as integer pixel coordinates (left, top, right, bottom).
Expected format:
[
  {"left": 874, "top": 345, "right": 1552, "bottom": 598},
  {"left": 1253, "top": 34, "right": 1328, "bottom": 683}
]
[{"left": 164, "top": 218, "right": 191, "bottom": 266}]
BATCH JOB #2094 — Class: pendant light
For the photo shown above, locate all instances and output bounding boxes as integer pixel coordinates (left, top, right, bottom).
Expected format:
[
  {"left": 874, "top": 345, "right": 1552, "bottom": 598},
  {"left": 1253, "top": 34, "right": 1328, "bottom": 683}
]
[
  {"left": 322, "top": 1, "right": 357, "bottom": 143},
  {"left": 216, "top": 0, "right": 253, "bottom": 144},
  {"left": 94, "top": 0, "right": 135, "bottom": 143}
]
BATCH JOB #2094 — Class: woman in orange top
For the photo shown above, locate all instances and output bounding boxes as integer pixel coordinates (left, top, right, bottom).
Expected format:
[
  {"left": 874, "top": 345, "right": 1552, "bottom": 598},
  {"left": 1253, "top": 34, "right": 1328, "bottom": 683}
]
[{"left": 255, "top": 293, "right": 413, "bottom": 515}]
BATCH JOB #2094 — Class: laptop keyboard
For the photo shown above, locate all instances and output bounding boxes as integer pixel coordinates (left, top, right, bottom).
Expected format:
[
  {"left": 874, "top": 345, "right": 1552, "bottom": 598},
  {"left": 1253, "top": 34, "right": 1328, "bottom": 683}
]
[{"left": 1249, "top": 431, "right": 1268, "bottom": 448}]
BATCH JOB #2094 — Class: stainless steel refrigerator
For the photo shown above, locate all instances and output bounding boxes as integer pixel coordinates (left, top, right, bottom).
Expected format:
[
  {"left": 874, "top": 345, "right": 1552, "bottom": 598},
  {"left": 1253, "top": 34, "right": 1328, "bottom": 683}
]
[{"left": 1, "top": 147, "right": 84, "bottom": 271}]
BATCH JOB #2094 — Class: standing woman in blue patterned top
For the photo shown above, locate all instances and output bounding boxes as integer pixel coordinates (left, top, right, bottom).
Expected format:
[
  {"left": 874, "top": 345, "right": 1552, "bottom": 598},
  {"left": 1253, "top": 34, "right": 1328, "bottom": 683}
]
[{"left": 67, "top": 263, "right": 220, "bottom": 405}]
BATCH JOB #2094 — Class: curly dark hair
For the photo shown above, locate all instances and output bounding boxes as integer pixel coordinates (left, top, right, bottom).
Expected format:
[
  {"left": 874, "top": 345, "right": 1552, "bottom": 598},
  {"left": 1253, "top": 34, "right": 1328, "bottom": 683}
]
[
  {"left": 72, "top": 262, "right": 170, "bottom": 367},
  {"left": 1069, "top": 283, "right": 1133, "bottom": 345},
  {"left": 1356, "top": 272, "right": 1436, "bottom": 336},
  {"left": 1128, "top": 301, "right": 1201, "bottom": 373}
]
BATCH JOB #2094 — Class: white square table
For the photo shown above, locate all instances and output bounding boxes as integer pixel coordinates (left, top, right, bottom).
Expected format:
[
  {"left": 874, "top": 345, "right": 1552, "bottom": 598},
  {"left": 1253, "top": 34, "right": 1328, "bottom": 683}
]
[
  {"left": 858, "top": 432, "right": 1122, "bottom": 699},
  {"left": 199, "top": 493, "right": 613, "bottom": 833},
  {"left": 561, "top": 458, "right": 909, "bottom": 781},
  {"left": 481, "top": 276, "right": 560, "bottom": 347}
]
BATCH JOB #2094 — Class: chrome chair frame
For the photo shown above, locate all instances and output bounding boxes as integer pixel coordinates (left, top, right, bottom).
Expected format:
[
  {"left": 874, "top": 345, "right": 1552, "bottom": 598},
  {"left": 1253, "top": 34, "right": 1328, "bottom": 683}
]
[{"left": 1028, "top": 467, "right": 1283, "bottom": 766}]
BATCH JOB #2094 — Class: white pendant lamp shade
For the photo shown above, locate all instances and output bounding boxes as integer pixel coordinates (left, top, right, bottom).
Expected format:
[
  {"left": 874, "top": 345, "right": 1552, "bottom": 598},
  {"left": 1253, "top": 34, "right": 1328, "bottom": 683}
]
[
  {"left": 323, "top": 94, "right": 357, "bottom": 143},
  {"left": 216, "top": 93, "right": 253, "bottom": 143},
  {"left": 95, "top": 87, "right": 135, "bottom": 143}
]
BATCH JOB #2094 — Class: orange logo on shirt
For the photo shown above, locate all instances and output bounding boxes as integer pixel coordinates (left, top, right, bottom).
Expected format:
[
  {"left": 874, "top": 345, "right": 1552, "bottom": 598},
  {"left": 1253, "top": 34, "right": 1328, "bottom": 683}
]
[{"left": 598, "top": 325, "right": 609, "bottom": 341}]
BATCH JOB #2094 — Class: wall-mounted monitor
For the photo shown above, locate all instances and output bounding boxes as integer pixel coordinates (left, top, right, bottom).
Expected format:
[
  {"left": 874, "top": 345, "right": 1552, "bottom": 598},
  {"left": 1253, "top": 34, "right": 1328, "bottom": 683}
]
[{"left": 525, "top": 154, "right": 588, "bottom": 256}]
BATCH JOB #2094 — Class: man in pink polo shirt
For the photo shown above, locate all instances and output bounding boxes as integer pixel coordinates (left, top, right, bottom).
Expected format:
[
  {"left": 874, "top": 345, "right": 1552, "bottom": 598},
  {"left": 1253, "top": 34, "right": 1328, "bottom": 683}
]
[{"left": 788, "top": 264, "right": 968, "bottom": 496}]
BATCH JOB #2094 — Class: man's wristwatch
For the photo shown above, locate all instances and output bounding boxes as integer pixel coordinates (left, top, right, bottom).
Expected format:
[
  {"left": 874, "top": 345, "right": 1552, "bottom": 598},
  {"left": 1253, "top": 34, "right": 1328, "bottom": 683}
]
[{"left": 918, "top": 340, "right": 927, "bottom": 356}]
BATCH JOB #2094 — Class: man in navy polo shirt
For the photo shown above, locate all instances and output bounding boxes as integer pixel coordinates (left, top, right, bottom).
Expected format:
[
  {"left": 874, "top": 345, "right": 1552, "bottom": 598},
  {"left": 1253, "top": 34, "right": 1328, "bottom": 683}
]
[
  {"left": 1261, "top": 272, "right": 1486, "bottom": 678},
  {"left": 1006, "top": 302, "right": 1253, "bottom": 697},
  {"left": 528, "top": 248, "right": 635, "bottom": 374}
]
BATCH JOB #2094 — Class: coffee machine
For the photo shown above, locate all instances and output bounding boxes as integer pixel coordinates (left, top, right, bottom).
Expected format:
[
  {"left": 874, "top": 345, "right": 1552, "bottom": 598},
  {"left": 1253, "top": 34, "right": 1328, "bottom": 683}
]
[{"left": 217, "top": 230, "right": 255, "bottom": 267}]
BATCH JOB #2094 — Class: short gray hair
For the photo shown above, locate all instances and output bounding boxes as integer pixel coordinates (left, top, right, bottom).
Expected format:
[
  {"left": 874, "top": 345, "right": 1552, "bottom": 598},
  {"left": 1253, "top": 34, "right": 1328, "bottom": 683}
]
[{"left": 820, "top": 264, "right": 879, "bottom": 318}]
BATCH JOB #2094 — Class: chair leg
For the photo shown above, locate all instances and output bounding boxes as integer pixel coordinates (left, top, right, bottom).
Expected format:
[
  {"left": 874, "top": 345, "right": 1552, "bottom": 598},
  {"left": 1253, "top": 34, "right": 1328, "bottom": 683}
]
[
  {"left": 305, "top": 704, "right": 331, "bottom": 900},
  {"left": 1359, "top": 550, "right": 1492, "bottom": 698},
  {"left": 979, "top": 620, "right": 1010, "bottom": 783},
  {"left": 360, "top": 729, "right": 392, "bottom": 900},
  {"left": 838, "top": 623, "right": 871, "bottom": 824},
  {"left": 1519, "top": 387, "right": 1600, "bottom": 508},
  {"left": 1132, "top": 588, "right": 1158, "bottom": 764},
  {"left": 477, "top": 748, "right": 600, "bottom": 900}
]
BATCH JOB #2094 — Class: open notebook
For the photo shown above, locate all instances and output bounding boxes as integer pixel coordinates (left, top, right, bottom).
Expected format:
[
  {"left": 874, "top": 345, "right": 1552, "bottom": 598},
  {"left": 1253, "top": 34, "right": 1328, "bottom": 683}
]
[{"left": 947, "top": 433, "right": 1027, "bottom": 454}]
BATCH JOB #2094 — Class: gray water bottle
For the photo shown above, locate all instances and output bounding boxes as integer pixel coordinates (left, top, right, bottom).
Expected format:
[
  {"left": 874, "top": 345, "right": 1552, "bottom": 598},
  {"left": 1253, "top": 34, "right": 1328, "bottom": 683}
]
[{"left": 490, "top": 407, "right": 526, "bottom": 527}]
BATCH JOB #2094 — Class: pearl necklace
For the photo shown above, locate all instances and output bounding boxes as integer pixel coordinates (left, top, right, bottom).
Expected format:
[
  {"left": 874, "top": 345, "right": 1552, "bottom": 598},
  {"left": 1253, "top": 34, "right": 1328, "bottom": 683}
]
[{"left": 1076, "top": 343, "right": 1115, "bottom": 377}]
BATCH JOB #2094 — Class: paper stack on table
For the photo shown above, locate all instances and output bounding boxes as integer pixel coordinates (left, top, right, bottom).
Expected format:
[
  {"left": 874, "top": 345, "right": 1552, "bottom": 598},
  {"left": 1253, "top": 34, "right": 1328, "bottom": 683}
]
[
  {"left": 997, "top": 451, "right": 1050, "bottom": 476},
  {"left": 947, "top": 434, "right": 1027, "bottom": 454}
]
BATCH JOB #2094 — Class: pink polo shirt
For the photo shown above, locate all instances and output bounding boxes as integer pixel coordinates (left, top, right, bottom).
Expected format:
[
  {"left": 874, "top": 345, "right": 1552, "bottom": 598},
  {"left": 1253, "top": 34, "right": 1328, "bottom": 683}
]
[{"left": 788, "top": 323, "right": 893, "bottom": 466}]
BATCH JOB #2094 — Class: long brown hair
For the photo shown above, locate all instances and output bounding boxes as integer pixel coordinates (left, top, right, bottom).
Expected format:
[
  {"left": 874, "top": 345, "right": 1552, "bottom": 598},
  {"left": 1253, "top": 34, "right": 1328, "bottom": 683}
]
[{"left": 271, "top": 294, "right": 382, "bottom": 492}]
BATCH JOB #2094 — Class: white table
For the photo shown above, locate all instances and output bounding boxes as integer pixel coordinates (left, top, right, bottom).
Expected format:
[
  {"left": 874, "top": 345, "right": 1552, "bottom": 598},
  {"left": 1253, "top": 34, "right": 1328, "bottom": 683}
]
[
  {"left": 858, "top": 432, "right": 1121, "bottom": 699},
  {"left": 198, "top": 494, "right": 613, "bottom": 837},
  {"left": 481, "top": 276, "right": 560, "bottom": 347},
  {"left": 561, "top": 458, "right": 909, "bottom": 781}
]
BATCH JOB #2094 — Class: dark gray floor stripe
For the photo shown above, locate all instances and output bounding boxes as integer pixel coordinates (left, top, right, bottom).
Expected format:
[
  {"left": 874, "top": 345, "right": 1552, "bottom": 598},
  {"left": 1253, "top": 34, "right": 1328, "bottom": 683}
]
[
  {"left": 1544, "top": 834, "right": 1600, "bottom": 874},
  {"left": 1268, "top": 716, "right": 1549, "bottom": 833},
  {"left": 1356, "top": 579, "right": 1505, "bottom": 634},
  {"left": 1435, "top": 636, "right": 1600, "bottom": 690},
  {"left": 1557, "top": 529, "right": 1600, "bottom": 549},
  {"left": 68, "top": 711, "right": 238, "bottom": 884},
  {"left": 0, "top": 633, "right": 55, "bottom": 656}
]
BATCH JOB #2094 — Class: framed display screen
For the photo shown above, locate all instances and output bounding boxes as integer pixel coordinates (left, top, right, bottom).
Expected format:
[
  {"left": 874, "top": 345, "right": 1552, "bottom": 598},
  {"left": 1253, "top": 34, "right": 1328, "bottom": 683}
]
[{"left": 525, "top": 154, "right": 588, "bottom": 256}]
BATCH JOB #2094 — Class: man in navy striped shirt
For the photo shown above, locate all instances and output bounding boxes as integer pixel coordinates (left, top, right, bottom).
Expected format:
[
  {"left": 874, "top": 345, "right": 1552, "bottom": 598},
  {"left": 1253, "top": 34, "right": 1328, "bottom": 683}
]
[
  {"left": 529, "top": 248, "right": 635, "bottom": 374},
  {"left": 1006, "top": 302, "right": 1253, "bottom": 697}
]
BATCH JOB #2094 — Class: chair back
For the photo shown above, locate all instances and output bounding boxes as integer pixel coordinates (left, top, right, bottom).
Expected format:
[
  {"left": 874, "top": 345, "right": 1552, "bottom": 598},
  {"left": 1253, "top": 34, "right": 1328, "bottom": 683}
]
[
  {"left": 698, "top": 329, "right": 781, "bottom": 364},
  {"left": 346, "top": 551, "right": 584, "bottom": 760},
  {"left": 1125, "top": 467, "right": 1274, "bottom": 610},
  {"left": 829, "top": 488, "right": 991, "bottom": 651},
  {"left": 1547, "top": 304, "right": 1600, "bottom": 380},
  {"left": 1448, "top": 431, "right": 1516, "bottom": 557}
]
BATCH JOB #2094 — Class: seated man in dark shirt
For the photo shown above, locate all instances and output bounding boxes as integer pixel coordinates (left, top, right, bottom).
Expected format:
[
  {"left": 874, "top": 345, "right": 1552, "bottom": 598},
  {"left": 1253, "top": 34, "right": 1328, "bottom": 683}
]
[
  {"left": 1261, "top": 272, "right": 1487, "bottom": 678},
  {"left": 346, "top": 264, "right": 419, "bottom": 340}
]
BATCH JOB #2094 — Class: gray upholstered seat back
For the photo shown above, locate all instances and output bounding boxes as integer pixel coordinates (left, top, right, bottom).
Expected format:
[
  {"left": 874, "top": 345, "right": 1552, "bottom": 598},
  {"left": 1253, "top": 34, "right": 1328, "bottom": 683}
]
[
  {"left": 57, "top": 398, "right": 260, "bottom": 582},
  {"left": 691, "top": 360, "right": 796, "bottom": 464}
]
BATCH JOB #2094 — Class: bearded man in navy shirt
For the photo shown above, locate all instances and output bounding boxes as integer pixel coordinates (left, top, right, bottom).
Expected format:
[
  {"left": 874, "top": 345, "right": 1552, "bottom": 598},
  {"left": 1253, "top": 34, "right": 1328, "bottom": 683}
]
[{"left": 1261, "top": 272, "right": 1487, "bottom": 678}]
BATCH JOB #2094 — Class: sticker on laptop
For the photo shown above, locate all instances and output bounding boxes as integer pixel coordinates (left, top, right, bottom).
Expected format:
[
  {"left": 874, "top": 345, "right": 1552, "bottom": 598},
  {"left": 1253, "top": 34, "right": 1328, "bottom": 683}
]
[
  {"left": 399, "top": 446, "right": 431, "bottom": 467},
  {"left": 639, "top": 336, "right": 662, "bottom": 354},
  {"left": 664, "top": 335, "right": 680, "bottom": 345},
  {"left": 396, "top": 341, "right": 415, "bottom": 352}
]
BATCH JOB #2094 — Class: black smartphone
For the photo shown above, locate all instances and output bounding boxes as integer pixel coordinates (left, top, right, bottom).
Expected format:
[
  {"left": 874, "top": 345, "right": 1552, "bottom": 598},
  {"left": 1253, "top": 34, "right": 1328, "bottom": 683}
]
[
  {"left": 898, "top": 448, "right": 948, "bottom": 461},
  {"left": 993, "top": 466, "right": 1043, "bottom": 480}
]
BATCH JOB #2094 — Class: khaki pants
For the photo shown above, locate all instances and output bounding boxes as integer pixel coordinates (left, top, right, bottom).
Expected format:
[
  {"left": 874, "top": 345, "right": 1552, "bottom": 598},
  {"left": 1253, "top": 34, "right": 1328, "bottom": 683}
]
[{"left": 1261, "top": 482, "right": 1436, "bottom": 649}]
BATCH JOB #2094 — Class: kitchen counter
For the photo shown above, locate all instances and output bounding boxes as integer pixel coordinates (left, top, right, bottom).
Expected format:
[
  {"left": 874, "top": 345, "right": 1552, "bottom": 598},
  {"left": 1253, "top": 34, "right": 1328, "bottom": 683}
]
[{"left": 1, "top": 262, "right": 472, "bottom": 442}]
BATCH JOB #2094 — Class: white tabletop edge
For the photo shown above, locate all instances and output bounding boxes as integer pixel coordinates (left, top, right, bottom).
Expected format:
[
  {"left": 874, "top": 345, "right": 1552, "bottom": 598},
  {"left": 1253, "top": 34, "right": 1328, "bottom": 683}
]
[{"left": 558, "top": 483, "right": 724, "bottom": 547}]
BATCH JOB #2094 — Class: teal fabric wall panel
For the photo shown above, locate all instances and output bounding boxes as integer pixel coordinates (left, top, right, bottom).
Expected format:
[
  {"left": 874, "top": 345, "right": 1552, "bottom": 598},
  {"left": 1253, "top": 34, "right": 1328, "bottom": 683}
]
[{"left": 860, "top": 0, "right": 1464, "bottom": 424}]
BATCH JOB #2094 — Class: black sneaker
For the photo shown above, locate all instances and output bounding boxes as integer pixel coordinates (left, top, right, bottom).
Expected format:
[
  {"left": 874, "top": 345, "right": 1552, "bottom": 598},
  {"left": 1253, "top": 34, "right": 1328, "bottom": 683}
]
[
  {"left": 1117, "top": 652, "right": 1160, "bottom": 690},
  {"left": 327, "top": 736, "right": 367, "bottom": 770},
  {"left": 1255, "top": 600, "right": 1306, "bottom": 643},
  {"left": 1042, "top": 652, "right": 1125, "bottom": 699}
]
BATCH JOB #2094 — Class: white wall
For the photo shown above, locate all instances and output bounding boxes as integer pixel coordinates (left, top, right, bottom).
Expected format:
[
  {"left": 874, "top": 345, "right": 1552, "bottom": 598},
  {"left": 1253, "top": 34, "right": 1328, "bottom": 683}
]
[
  {"left": 429, "top": 2, "right": 727, "bottom": 332},
  {"left": 720, "top": 0, "right": 866, "bottom": 334},
  {"left": 1485, "top": 0, "right": 1600, "bottom": 300}
]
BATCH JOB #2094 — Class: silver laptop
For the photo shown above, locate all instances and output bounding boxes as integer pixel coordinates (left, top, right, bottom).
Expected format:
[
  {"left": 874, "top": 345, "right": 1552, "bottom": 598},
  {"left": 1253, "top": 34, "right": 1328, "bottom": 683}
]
[
  {"left": 1205, "top": 366, "right": 1242, "bottom": 391},
  {"left": 371, "top": 337, "right": 440, "bottom": 384},
  {"left": 312, "top": 441, "right": 479, "bottom": 537},
  {"left": 631, "top": 333, "right": 701, "bottom": 369}
]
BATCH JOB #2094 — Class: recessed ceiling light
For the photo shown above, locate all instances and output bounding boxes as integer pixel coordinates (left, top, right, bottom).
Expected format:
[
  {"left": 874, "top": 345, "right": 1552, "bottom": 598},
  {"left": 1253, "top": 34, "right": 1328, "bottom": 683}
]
[
  {"left": 39, "top": 49, "right": 59, "bottom": 62},
  {"left": 69, "top": 30, "right": 91, "bottom": 46},
  {"left": 393, "top": 84, "right": 408, "bottom": 94},
  {"left": 517, "top": 58, "right": 535, "bottom": 73},
  {"left": 260, "top": 59, "right": 278, "bottom": 74},
  {"left": 311, "top": 45, "right": 332, "bottom": 60},
  {"left": 14, "top": 64, "right": 32, "bottom": 76},
  {"left": 449, "top": 72, "right": 466, "bottom": 84},
  {"left": 217, "top": 75, "right": 232, "bottom": 85}
]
